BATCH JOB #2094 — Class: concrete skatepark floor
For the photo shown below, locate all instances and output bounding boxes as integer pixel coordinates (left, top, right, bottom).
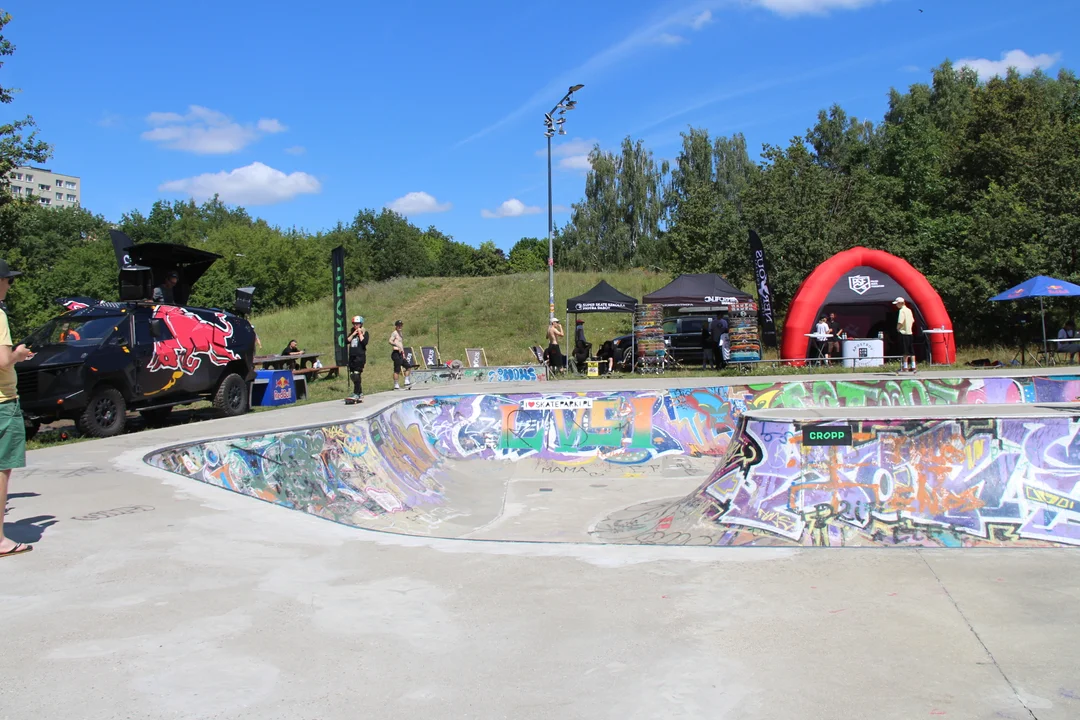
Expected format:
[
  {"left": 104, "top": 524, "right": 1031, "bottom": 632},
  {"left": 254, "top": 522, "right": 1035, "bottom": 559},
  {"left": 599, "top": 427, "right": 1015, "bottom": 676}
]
[{"left": 3, "top": 369, "right": 1080, "bottom": 719}]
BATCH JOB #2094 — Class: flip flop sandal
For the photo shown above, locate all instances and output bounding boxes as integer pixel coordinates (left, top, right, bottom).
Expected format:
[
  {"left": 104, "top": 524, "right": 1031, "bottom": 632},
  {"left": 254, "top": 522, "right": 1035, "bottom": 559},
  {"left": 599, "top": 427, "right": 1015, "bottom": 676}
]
[{"left": 0, "top": 543, "right": 32, "bottom": 558}]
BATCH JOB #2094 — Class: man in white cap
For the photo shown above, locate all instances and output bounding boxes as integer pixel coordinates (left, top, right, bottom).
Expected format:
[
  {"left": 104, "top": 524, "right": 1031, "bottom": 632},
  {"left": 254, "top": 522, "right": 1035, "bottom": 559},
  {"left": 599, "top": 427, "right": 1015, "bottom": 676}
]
[
  {"left": 346, "top": 316, "right": 369, "bottom": 402},
  {"left": 894, "top": 297, "right": 915, "bottom": 372}
]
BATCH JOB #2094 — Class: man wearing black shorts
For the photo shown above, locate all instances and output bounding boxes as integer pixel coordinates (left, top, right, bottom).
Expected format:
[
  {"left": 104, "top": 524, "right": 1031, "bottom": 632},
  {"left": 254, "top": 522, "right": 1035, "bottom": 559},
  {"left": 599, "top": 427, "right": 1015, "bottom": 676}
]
[
  {"left": 389, "top": 320, "right": 411, "bottom": 390},
  {"left": 894, "top": 297, "right": 916, "bottom": 372}
]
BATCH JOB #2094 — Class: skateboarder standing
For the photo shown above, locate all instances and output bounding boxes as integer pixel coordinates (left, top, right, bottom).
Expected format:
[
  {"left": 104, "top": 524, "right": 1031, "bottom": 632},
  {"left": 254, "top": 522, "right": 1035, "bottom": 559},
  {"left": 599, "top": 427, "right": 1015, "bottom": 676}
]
[
  {"left": 346, "top": 315, "right": 369, "bottom": 402},
  {"left": 389, "top": 320, "right": 411, "bottom": 390}
]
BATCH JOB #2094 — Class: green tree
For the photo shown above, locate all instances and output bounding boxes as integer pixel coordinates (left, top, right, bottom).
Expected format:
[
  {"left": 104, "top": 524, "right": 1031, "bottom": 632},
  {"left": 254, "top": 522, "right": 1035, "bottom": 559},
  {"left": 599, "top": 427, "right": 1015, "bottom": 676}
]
[
  {"left": 508, "top": 237, "right": 547, "bottom": 273},
  {"left": 664, "top": 129, "right": 757, "bottom": 283},
  {"left": 558, "top": 137, "right": 669, "bottom": 270},
  {"left": 0, "top": 11, "right": 51, "bottom": 195}
]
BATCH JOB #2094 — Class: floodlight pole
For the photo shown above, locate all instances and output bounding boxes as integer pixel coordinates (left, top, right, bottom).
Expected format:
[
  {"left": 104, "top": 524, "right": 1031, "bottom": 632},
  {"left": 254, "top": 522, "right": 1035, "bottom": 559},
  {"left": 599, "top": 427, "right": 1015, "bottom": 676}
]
[
  {"left": 545, "top": 84, "right": 584, "bottom": 325},
  {"left": 547, "top": 131, "right": 554, "bottom": 321}
]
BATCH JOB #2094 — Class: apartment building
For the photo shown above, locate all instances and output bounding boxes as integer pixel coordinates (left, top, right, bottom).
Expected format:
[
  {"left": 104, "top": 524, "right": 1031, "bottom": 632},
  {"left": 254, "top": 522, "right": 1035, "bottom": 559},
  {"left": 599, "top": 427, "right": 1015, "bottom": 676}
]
[{"left": 6, "top": 166, "right": 81, "bottom": 208}]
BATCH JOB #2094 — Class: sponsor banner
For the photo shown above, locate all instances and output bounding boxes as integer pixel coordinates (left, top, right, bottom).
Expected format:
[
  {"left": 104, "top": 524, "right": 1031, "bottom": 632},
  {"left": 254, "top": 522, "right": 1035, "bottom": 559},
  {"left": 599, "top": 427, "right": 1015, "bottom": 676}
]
[
  {"left": 748, "top": 230, "right": 778, "bottom": 348},
  {"left": 573, "top": 301, "right": 635, "bottom": 313},
  {"left": 331, "top": 246, "right": 348, "bottom": 367},
  {"left": 521, "top": 397, "right": 593, "bottom": 411},
  {"left": 801, "top": 423, "right": 854, "bottom": 447}
]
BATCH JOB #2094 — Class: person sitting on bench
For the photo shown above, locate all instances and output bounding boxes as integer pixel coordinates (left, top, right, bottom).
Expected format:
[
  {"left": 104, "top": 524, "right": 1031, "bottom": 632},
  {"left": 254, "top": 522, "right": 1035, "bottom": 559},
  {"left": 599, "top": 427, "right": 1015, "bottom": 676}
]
[
  {"left": 597, "top": 340, "right": 615, "bottom": 374},
  {"left": 571, "top": 319, "right": 592, "bottom": 373},
  {"left": 280, "top": 339, "right": 305, "bottom": 370}
]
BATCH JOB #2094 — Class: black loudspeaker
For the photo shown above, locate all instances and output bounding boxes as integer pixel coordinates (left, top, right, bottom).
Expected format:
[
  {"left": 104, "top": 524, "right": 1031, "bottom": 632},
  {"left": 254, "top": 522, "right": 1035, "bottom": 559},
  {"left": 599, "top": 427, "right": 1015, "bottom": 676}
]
[
  {"left": 119, "top": 266, "right": 153, "bottom": 301},
  {"left": 235, "top": 286, "right": 255, "bottom": 316}
]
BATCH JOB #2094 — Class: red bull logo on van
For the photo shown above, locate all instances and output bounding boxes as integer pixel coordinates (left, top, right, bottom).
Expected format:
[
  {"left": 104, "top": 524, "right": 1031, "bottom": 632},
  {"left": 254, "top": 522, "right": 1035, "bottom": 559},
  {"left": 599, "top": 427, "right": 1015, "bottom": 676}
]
[{"left": 147, "top": 305, "right": 240, "bottom": 374}]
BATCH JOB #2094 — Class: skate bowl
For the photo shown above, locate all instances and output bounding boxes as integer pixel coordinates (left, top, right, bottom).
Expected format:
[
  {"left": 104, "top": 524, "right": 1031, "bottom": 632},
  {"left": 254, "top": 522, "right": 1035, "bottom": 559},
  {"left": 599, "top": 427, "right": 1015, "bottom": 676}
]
[{"left": 145, "top": 373, "right": 1080, "bottom": 546}]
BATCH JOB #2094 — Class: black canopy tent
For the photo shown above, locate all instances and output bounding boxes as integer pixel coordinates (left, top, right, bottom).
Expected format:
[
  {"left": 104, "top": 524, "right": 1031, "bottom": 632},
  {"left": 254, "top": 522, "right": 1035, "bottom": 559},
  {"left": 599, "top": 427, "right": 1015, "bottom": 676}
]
[
  {"left": 565, "top": 280, "right": 637, "bottom": 314},
  {"left": 643, "top": 273, "right": 753, "bottom": 309},
  {"left": 124, "top": 242, "right": 223, "bottom": 306},
  {"left": 564, "top": 280, "right": 638, "bottom": 371}
]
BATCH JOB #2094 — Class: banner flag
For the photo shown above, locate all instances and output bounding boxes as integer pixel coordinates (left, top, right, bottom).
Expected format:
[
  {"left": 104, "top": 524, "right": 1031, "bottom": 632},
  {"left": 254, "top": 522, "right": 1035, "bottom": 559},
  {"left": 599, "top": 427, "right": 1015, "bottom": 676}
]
[
  {"left": 331, "top": 246, "right": 348, "bottom": 366},
  {"left": 749, "top": 229, "right": 778, "bottom": 349}
]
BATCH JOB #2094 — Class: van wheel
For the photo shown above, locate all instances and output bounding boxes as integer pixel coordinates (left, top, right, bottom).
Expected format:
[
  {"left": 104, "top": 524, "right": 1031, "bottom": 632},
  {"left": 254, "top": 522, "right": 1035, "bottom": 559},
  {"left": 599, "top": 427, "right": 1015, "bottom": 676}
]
[
  {"left": 77, "top": 387, "right": 127, "bottom": 438},
  {"left": 214, "top": 373, "right": 248, "bottom": 416},
  {"left": 140, "top": 406, "right": 173, "bottom": 427},
  {"left": 24, "top": 419, "right": 40, "bottom": 442}
]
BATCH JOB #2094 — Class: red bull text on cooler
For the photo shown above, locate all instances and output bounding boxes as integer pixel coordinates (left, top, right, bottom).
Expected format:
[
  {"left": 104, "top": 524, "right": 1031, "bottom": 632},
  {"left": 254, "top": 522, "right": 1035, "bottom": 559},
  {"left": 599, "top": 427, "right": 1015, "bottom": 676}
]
[{"left": 273, "top": 375, "right": 293, "bottom": 401}]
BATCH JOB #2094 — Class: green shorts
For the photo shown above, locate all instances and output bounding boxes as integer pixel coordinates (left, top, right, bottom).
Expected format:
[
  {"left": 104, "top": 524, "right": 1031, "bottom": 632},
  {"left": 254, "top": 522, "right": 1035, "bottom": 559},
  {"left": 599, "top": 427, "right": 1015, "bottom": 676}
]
[{"left": 0, "top": 399, "right": 27, "bottom": 471}]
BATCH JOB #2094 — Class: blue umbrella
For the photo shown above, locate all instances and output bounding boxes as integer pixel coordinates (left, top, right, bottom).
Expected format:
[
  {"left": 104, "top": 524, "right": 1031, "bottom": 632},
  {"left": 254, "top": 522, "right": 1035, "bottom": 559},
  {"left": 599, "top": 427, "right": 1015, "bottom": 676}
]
[{"left": 989, "top": 275, "right": 1080, "bottom": 356}]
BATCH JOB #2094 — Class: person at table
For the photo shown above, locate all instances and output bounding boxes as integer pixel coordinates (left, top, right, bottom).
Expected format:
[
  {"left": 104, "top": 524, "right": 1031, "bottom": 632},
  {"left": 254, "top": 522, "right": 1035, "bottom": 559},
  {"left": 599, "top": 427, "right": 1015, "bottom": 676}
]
[
  {"left": 347, "top": 316, "right": 369, "bottom": 402},
  {"left": 279, "top": 339, "right": 305, "bottom": 370},
  {"left": 814, "top": 315, "right": 831, "bottom": 362},
  {"left": 827, "top": 312, "right": 844, "bottom": 359},
  {"left": 894, "top": 297, "right": 916, "bottom": 373},
  {"left": 1058, "top": 320, "right": 1079, "bottom": 363}
]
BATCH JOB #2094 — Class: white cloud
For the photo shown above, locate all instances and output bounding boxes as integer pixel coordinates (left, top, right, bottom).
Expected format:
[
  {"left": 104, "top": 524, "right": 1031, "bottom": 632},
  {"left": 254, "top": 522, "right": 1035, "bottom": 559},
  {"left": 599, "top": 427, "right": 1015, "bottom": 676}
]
[
  {"left": 751, "top": 0, "right": 884, "bottom": 16},
  {"left": 900, "top": 64, "right": 920, "bottom": 73},
  {"left": 656, "top": 33, "right": 688, "bottom": 46},
  {"left": 553, "top": 204, "right": 571, "bottom": 214},
  {"left": 257, "top": 118, "right": 287, "bottom": 134},
  {"left": 142, "top": 105, "right": 288, "bottom": 154},
  {"left": 284, "top": 145, "right": 307, "bottom": 155},
  {"left": 559, "top": 155, "right": 593, "bottom": 172},
  {"left": 386, "top": 191, "right": 452, "bottom": 216},
  {"left": 957, "top": 49, "right": 1061, "bottom": 79},
  {"left": 536, "top": 137, "right": 596, "bottom": 159},
  {"left": 690, "top": 10, "right": 713, "bottom": 29},
  {"left": 159, "top": 162, "right": 320, "bottom": 205},
  {"left": 481, "top": 198, "right": 542, "bottom": 219}
]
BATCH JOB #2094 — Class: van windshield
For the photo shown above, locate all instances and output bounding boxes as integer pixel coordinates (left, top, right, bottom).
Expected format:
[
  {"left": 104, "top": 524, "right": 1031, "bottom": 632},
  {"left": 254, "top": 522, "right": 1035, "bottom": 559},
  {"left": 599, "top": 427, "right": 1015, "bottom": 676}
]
[{"left": 24, "top": 316, "right": 127, "bottom": 348}]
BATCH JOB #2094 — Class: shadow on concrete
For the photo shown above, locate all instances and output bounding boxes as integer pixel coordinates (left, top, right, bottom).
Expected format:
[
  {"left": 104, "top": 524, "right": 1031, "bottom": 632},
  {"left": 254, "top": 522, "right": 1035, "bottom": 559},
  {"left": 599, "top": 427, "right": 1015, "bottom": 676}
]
[{"left": 4, "top": 515, "right": 58, "bottom": 543}]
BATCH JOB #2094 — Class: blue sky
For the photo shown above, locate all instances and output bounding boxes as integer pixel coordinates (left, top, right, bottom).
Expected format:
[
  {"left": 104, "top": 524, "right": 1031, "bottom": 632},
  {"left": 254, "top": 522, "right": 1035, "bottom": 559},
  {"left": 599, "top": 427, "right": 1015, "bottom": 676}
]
[{"left": 6, "top": 0, "right": 1078, "bottom": 250}]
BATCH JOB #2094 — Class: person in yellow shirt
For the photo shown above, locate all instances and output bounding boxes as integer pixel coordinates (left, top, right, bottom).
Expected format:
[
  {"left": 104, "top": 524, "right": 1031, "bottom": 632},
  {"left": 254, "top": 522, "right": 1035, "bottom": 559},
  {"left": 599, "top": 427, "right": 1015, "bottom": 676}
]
[
  {"left": 893, "top": 296, "right": 916, "bottom": 373},
  {"left": 0, "top": 260, "right": 35, "bottom": 558}
]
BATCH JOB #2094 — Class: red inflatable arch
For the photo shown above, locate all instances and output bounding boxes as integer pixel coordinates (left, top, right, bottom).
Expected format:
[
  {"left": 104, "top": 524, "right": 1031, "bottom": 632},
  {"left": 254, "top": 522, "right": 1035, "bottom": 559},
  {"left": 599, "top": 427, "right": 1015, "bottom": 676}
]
[{"left": 781, "top": 247, "right": 955, "bottom": 365}]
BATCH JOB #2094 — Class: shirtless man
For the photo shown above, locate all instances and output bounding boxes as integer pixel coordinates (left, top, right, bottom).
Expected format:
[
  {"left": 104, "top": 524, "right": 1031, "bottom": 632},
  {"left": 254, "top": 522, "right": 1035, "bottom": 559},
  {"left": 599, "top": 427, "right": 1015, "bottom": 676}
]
[{"left": 389, "top": 320, "right": 411, "bottom": 389}]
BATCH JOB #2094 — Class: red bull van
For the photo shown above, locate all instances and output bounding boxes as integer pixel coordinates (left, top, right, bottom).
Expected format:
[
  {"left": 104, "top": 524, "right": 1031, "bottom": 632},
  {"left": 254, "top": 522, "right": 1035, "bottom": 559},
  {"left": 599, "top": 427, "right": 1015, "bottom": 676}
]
[{"left": 17, "top": 300, "right": 257, "bottom": 438}]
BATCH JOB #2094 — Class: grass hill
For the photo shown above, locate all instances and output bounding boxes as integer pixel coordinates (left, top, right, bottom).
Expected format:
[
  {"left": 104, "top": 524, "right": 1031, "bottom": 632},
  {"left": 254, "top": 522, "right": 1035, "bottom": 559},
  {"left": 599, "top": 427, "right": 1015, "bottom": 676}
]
[
  {"left": 250, "top": 271, "right": 674, "bottom": 400},
  {"left": 248, "top": 270, "right": 1010, "bottom": 404}
]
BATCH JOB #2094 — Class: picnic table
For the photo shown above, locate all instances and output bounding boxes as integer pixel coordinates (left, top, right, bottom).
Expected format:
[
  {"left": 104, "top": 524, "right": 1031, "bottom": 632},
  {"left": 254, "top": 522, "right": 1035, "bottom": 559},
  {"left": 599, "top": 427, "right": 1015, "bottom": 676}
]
[
  {"left": 254, "top": 352, "right": 341, "bottom": 380},
  {"left": 255, "top": 352, "right": 322, "bottom": 370}
]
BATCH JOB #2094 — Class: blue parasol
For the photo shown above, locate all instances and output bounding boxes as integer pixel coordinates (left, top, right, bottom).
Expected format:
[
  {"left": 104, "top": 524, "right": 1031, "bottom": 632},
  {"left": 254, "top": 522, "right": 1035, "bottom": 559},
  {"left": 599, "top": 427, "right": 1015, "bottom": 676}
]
[{"left": 989, "top": 276, "right": 1080, "bottom": 355}]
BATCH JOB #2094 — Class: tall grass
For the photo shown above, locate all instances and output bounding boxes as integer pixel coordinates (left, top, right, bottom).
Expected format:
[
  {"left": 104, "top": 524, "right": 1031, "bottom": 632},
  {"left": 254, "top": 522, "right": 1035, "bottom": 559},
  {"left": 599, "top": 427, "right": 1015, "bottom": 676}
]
[{"left": 249, "top": 271, "right": 672, "bottom": 398}]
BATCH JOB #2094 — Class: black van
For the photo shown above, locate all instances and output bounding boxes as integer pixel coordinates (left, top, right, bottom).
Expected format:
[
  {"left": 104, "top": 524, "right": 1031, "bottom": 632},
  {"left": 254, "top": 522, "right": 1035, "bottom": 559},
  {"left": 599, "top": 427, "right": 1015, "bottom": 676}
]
[{"left": 16, "top": 300, "right": 256, "bottom": 438}]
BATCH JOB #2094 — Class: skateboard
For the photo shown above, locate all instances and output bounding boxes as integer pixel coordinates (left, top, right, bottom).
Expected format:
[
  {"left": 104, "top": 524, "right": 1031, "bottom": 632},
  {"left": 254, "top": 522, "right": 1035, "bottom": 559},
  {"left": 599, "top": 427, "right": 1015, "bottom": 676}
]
[{"left": 344, "top": 397, "right": 364, "bottom": 405}]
